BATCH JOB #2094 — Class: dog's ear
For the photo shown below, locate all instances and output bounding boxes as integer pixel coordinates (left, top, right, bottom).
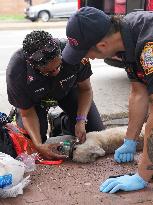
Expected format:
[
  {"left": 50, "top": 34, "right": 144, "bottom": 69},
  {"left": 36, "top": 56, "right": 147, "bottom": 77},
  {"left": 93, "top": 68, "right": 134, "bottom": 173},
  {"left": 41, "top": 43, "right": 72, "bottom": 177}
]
[{"left": 90, "top": 146, "right": 105, "bottom": 156}]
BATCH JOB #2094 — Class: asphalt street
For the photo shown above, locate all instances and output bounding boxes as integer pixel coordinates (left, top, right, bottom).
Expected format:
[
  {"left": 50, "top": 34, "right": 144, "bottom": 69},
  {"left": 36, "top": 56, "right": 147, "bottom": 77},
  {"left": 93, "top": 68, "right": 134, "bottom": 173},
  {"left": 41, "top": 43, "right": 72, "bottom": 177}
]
[{"left": 0, "top": 22, "right": 130, "bottom": 118}]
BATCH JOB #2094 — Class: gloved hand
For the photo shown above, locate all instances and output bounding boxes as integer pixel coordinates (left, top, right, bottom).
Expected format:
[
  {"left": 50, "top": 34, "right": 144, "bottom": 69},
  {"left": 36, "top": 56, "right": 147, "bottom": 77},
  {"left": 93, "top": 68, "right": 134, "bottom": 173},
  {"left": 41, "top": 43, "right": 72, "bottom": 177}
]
[
  {"left": 100, "top": 173, "right": 148, "bottom": 193},
  {"left": 114, "top": 138, "right": 137, "bottom": 163}
]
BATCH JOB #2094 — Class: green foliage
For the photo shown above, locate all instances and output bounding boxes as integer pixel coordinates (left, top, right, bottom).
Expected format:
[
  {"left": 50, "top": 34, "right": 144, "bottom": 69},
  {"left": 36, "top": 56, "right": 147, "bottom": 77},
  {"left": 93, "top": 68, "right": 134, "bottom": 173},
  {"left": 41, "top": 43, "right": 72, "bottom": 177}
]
[{"left": 0, "top": 15, "right": 25, "bottom": 21}]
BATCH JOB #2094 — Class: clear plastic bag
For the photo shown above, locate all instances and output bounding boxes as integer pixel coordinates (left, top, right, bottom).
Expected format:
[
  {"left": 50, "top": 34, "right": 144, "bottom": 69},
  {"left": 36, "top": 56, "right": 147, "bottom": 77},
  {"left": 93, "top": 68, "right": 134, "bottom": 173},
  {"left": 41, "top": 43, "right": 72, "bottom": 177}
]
[
  {"left": 16, "top": 152, "right": 37, "bottom": 172},
  {"left": 0, "top": 152, "right": 31, "bottom": 198},
  {"left": 0, "top": 176, "right": 30, "bottom": 198}
]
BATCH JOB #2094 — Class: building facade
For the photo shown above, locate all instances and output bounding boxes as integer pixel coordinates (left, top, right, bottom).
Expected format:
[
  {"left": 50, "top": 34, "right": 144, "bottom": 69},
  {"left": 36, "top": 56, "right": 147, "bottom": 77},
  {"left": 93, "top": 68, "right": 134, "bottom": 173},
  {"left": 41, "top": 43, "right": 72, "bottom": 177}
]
[{"left": 0, "top": 0, "right": 45, "bottom": 15}]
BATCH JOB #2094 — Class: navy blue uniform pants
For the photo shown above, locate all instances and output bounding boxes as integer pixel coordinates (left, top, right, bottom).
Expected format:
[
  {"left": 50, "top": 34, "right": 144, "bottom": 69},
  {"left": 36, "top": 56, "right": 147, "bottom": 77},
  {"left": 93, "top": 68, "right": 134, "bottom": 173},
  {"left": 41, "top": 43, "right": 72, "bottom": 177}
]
[{"left": 17, "top": 87, "right": 105, "bottom": 143}]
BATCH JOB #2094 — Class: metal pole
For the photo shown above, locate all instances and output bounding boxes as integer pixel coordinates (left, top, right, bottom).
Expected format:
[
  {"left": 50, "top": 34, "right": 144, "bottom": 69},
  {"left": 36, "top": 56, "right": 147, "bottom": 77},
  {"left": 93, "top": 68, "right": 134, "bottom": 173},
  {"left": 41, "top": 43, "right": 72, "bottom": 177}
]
[{"left": 29, "top": 0, "right": 32, "bottom": 6}]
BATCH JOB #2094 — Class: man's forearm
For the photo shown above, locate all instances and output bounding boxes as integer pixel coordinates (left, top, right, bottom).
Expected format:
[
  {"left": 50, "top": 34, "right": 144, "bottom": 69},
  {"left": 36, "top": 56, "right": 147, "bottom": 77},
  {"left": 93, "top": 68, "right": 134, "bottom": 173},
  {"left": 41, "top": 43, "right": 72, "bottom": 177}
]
[
  {"left": 126, "top": 83, "right": 149, "bottom": 139},
  {"left": 138, "top": 110, "right": 153, "bottom": 182}
]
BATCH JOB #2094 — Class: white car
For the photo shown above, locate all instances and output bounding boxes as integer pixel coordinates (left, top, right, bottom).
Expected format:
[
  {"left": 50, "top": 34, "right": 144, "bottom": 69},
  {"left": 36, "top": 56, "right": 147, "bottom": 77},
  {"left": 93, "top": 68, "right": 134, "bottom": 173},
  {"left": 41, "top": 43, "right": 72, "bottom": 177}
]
[{"left": 25, "top": 0, "right": 78, "bottom": 22}]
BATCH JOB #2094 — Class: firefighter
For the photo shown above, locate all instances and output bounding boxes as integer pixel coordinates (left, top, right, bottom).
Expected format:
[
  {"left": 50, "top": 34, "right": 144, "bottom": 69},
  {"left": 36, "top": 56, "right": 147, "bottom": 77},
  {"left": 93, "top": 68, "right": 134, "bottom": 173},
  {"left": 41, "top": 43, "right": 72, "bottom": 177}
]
[
  {"left": 6, "top": 30, "right": 104, "bottom": 160},
  {"left": 62, "top": 6, "right": 153, "bottom": 193}
]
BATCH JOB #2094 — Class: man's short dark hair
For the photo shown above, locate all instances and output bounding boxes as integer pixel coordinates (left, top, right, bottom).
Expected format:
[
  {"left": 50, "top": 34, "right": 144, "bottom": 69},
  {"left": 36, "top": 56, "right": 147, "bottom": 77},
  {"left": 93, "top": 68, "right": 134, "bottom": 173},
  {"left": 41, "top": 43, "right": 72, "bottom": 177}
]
[
  {"left": 23, "top": 30, "right": 60, "bottom": 68},
  {"left": 105, "top": 15, "right": 123, "bottom": 37},
  {"left": 92, "top": 15, "right": 122, "bottom": 50}
]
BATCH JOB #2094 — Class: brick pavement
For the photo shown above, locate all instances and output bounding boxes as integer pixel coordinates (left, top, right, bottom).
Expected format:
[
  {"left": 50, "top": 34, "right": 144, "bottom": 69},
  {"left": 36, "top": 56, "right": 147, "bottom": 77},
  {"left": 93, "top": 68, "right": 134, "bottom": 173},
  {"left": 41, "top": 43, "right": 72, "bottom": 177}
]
[
  {"left": 0, "top": 0, "right": 46, "bottom": 15},
  {"left": 1, "top": 154, "right": 153, "bottom": 205}
]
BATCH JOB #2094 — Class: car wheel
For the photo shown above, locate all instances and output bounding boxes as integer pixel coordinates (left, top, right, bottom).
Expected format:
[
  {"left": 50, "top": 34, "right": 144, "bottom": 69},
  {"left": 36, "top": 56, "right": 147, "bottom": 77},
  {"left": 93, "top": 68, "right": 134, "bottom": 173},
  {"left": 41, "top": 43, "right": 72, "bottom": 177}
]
[
  {"left": 31, "top": 19, "right": 36, "bottom": 22},
  {"left": 38, "top": 11, "right": 50, "bottom": 22}
]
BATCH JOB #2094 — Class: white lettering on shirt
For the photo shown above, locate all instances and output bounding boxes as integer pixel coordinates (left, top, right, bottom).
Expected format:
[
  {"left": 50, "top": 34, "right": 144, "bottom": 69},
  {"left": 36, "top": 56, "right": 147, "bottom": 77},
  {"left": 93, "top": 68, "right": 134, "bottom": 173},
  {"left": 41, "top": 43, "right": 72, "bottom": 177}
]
[
  {"left": 59, "top": 75, "right": 75, "bottom": 88},
  {"left": 35, "top": 88, "right": 45, "bottom": 93}
]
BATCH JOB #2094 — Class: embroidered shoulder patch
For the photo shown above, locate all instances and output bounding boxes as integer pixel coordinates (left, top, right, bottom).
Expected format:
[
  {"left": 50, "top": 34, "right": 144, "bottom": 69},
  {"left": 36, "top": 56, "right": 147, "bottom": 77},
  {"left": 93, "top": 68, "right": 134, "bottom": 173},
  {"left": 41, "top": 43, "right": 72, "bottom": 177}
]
[
  {"left": 81, "top": 58, "right": 90, "bottom": 65},
  {"left": 140, "top": 42, "right": 153, "bottom": 75}
]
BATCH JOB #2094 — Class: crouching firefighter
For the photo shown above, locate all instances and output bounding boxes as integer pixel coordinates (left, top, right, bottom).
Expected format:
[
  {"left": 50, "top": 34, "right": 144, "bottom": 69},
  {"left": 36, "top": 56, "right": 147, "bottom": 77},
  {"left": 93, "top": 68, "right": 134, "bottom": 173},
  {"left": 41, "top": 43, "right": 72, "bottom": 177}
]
[{"left": 6, "top": 30, "right": 104, "bottom": 160}]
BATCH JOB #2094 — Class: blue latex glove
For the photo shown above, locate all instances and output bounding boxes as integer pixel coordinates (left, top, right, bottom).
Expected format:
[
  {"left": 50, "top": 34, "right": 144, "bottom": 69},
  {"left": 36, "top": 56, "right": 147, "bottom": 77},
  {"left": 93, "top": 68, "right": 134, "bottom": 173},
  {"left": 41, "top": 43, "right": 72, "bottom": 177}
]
[
  {"left": 100, "top": 173, "right": 148, "bottom": 193},
  {"left": 114, "top": 138, "right": 137, "bottom": 163}
]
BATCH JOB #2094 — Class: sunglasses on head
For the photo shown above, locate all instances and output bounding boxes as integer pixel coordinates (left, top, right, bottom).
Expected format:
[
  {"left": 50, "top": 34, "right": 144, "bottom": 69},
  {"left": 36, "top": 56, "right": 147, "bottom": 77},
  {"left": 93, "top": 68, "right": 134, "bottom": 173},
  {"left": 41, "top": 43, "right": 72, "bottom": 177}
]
[
  {"left": 29, "top": 45, "right": 56, "bottom": 62},
  {"left": 29, "top": 40, "right": 60, "bottom": 62}
]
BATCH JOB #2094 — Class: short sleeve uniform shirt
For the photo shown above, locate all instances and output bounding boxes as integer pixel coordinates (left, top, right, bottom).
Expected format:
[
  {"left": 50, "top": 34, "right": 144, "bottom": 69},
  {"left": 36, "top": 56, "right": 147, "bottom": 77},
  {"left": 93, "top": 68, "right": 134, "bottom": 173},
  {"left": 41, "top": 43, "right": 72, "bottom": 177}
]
[
  {"left": 6, "top": 49, "right": 92, "bottom": 109},
  {"left": 120, "top": 11, "right": 153, "bottom": 95}
]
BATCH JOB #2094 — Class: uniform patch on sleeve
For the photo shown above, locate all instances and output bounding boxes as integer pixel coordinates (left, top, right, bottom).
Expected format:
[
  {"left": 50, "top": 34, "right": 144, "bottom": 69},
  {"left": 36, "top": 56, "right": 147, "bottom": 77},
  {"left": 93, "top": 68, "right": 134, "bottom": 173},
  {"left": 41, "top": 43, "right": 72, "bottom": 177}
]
[
  {"left": 140, "top": 42, "right": 153, "bottom": 75},
  {"left": 81, "top": 58, "right": 90, "bottom": 65}
]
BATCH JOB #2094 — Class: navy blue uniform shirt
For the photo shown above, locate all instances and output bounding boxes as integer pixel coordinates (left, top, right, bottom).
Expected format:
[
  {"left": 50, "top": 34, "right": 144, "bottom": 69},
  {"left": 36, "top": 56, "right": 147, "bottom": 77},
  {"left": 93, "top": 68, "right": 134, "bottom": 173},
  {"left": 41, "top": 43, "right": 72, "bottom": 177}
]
[
  {"left": 119, "top": 11, "right": 153, "bottom": 95},
  {"left": 6, "top": 49, "right": 92, "bottom": 109}
]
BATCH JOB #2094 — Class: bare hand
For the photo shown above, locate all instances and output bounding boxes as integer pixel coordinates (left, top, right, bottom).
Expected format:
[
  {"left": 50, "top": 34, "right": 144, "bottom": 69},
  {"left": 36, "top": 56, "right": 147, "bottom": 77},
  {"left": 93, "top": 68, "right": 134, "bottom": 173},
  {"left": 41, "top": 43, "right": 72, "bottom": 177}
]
[
  {"left": 36, "top": 143, "right": 68, "bottom": 160},
  {"left": 75, "top": 121, "right": 86, "bottom": 143}
]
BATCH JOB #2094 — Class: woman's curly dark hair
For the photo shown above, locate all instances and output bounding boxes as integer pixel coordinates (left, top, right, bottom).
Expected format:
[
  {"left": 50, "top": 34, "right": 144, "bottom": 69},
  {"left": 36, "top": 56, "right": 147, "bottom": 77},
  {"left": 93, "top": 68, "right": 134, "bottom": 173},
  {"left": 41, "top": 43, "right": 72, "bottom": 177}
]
[{"left": 22, "top": 30, "right": 60, "bottom": 67}]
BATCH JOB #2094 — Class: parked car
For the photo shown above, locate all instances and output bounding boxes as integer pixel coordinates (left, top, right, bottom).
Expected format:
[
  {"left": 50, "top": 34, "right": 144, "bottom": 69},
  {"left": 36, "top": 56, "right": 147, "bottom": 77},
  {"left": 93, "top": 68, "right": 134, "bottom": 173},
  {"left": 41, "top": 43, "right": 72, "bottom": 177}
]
[{"left": 24, "top": 0, "right": 78, "bottom": 22}]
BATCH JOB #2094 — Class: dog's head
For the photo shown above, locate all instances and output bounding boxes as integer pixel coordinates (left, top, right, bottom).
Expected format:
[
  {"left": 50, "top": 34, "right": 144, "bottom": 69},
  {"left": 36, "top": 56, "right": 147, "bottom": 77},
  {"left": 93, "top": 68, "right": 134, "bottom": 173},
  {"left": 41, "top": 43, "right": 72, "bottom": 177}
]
[{"left": 72, "top": 143, "right": 105, "bottom": 163}]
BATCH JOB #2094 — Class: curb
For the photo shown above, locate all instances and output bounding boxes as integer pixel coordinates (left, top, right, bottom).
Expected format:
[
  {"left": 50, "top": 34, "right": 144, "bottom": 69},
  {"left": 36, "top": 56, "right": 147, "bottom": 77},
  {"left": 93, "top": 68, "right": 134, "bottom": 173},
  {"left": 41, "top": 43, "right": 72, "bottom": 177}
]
[
  {"left": 103, "top": 118, "right": 128, "bottom": 128},
  {"left": 101, "top": 112, "right": 128, "bottom": 128},
  {"left": 0, "top": 21, "right": 67, "bottom": 31}
]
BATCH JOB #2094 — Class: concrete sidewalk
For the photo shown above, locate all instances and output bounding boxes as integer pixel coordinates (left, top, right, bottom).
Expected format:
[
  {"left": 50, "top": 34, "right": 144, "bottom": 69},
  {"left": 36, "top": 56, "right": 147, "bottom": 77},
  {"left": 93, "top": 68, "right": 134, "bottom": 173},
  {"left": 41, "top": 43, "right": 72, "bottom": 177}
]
[
  {"left": 0, "top": 20, "right": 67, "bottom": 30},
  {"left": 0, "top": 21, "right": 130, "bottom": 118}
]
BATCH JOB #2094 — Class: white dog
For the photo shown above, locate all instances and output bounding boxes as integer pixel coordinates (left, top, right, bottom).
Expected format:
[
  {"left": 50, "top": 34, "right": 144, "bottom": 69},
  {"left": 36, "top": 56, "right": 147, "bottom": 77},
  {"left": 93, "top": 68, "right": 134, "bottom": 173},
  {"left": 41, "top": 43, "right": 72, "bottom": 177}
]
[{"left": 46, "top": 126, "right": 144, "bottom": 163}]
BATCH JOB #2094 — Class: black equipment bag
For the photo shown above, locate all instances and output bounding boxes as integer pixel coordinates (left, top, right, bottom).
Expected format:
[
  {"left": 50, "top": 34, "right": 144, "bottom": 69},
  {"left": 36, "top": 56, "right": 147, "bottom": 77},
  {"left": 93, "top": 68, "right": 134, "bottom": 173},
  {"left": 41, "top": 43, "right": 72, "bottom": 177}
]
[
  {"left": 48, "top": 109, "right": 72, "bottom": 137},
  {"left": 0, "top": 112, "right": 17, "bottom": 158}
]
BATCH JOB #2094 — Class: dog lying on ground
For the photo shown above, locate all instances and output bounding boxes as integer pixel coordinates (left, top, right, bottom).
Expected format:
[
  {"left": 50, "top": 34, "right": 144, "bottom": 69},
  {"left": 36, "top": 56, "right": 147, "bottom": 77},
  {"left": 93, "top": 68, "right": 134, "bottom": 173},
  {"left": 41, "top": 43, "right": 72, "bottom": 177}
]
[{"left": 46, "top": 126, "right": 144, "bottom": 163}]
